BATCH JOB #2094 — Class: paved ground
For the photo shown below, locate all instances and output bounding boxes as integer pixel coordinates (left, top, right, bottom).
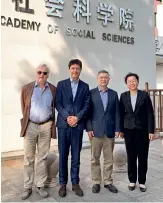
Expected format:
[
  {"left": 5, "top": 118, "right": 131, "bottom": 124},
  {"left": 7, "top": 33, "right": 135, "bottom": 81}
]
[{"left": 1, "top": 139, "right": 163, "bottom": 202}]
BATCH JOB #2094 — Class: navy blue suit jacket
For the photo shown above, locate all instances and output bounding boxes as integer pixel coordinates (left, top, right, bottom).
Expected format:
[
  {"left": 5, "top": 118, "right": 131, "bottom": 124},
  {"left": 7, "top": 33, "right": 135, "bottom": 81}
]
[
  {"left": 86, "top": 87, "right": 121, "bottom": 138},
  {"left": 56, "top": 78, "right": 90, "bottom": 130}
]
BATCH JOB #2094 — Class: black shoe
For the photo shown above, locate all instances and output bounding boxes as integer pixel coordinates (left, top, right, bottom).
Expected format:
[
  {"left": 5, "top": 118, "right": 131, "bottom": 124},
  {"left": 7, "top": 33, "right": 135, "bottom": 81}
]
[
  {"left": 140, "top": 186, "right": 147, "bottom": 192},
  {"left": 104, "top": 184, "right": 118, "bottom": 193},
  {"left": 58, "top": 185, "right": 66, "bottom": 197},
  {"left": 72, "top": 184, "right": 84, "bottom": 197},
  {"left": 128, "top": 185, "right": 136, "bottom": 191},
  {"left": 92, "top": 184, "right": 100, "bottom": 193}
]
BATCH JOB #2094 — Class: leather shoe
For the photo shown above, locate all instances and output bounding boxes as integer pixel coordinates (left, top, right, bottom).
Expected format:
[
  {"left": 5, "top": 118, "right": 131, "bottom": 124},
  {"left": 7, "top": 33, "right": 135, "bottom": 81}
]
[
  {"left": 92, "top": 184, "right": 100, "bottom": 193},
  {"left": 58, "top": 185, "right": 66, "bottom": 197},
  {"left": 128, "top": 183, "right": 136, "bottom": 191},
  {"left": 104, "top": 184, "right": 118, "bottom": 193},
  {"left": 128, "top": 185, "right": 136, "bottom": 191},
  {"left": 139, "top": 185, "right": 147, "bottom": 192},
  {"left": 72, "top": 184, "right": 84, "bottom": 197}
]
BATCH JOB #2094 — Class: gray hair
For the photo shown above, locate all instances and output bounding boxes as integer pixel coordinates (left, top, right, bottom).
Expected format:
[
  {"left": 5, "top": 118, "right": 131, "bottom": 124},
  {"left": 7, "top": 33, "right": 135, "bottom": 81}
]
[
  {"left": 36, "top": 64, "right": 50, "bottom": 73},
  {"left": 97, "top": 70, "right": 110, "bottom": 76}
]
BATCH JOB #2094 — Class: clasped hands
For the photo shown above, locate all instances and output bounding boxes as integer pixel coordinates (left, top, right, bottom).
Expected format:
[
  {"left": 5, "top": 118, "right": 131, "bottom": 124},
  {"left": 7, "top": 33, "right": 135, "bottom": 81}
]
[{"left": 67, "top": 116, "right": 78, "bottom": 127}]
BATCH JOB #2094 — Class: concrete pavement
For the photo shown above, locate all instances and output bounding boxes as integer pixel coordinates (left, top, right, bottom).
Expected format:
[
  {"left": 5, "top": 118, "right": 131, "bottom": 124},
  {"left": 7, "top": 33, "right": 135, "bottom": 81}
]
[{"left": 1, "top": 139, "right": 163, "bottom": 202}]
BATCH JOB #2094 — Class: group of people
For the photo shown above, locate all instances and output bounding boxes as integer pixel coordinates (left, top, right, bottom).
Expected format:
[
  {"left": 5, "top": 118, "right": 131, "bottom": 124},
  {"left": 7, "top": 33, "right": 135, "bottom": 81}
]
[{"left": 20, "top": 59, "right": 155, "bottom": 200}]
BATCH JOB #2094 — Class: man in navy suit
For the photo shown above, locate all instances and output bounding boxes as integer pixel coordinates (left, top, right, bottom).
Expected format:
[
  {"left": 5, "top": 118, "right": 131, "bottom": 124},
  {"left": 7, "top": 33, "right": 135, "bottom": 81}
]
[
  {"left": 86, "top": 70, "right": 121, "bottom": 194},
  {"left": 56, "top": 59, "right": 90, "bottom": 197}
]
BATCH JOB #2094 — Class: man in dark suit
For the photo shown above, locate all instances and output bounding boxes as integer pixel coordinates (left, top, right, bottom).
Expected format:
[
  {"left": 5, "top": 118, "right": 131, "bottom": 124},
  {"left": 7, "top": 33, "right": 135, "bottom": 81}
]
[
  {"left": 56, "top": 59, "right": 90, "bottom": 197},
  {"left": 86, "top": 70, "right": 121, "bottom": 194}
]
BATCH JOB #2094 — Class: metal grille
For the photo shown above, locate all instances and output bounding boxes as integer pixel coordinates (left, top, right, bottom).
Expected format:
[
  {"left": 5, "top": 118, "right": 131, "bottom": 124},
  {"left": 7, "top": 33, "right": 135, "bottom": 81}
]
[{"left": 145, "top": 82, "right": 163, "bottom": 132}]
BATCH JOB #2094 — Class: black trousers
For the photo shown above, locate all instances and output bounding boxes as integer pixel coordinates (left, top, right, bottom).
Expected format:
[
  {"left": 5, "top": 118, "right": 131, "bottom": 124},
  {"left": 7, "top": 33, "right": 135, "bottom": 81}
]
[{"left": 124, "top": 128, "right": 149, "bottom": 184}]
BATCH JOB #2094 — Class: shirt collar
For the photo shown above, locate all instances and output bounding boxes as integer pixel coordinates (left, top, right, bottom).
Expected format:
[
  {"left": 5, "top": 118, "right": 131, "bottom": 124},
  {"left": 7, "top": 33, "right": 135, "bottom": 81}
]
[
  {"left": 70, "top": 78, "right": 79, "bottom": 84},
  {"left": 98, "top": 86, "right": 108, "bottom": 93},
  {"left": 35, "top": 81, "right": 49, "bottom": 88}
]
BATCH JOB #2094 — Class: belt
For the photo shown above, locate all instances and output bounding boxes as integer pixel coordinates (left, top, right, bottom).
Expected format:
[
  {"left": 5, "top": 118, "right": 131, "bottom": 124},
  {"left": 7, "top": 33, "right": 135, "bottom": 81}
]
[{"left": 30, "top": 118, "right": 52, "bottom": 125}]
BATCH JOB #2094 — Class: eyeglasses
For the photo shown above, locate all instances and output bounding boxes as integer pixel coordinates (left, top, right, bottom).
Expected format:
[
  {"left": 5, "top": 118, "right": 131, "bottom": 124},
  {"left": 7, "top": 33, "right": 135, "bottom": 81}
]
[{"left": 37, "top": 71, "right": 48, "bottom": 75}]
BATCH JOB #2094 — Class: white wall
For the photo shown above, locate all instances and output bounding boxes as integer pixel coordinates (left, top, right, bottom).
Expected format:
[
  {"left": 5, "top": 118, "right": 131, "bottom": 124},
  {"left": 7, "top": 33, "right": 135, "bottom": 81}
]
[
  {"left": 157, "top": 5, "right": 163, "bottom": 37},
  {"left": 156, "top": 5, "right": 163, "bottom": 89},
  {"left": 1, "top": 0, "right": 156, "bottom": 152}
]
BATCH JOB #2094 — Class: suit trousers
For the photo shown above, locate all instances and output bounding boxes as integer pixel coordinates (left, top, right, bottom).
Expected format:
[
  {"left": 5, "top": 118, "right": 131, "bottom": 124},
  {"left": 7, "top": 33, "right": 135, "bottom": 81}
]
[
  {"left": 58, "top": 128, "right": 83, "bottom": 185},
  {"left": 91, "top": 135, "right": 114, "bottom": 185},
  {"left": 124, "top": 128, "right": 149, "bottom": 184},
  {"left": 23, "top": 121, "right": 52, "bottom": 189}
]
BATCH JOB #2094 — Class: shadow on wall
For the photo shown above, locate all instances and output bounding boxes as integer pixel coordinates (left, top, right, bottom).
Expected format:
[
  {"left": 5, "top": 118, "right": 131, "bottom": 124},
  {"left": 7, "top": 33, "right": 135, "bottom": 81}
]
[
  {"left": 47, "top": 22, "right": 118, "bottom": 88},
  {"left": 41, "top": 2, "right": 124, "bottom": 88},
  {"left": 15, "top": 0, "right": 153, "bottom": 91},
  {"left": 46, "top": 31, "right": 119, "bottom": 89},
  {"left": 45, "top": 0, "right": 153, "bottom": 90},
  {"left": 16, "top": 60, "right": 35, "bottom": 91}
]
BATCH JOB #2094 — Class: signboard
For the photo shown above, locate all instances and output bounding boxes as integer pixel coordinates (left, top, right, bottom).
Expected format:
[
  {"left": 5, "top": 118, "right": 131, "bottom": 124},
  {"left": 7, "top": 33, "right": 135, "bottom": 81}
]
[{"left": 1, "top": 0, "right": 135, "bottom": 45}]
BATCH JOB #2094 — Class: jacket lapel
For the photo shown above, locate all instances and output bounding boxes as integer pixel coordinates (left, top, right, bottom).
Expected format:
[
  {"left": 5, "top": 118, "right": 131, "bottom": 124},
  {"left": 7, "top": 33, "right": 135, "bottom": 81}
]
[
  {"left": 74, "top": 80, "right": 82, "bottom": 103},
  {"left": 66, "top": 79, "right": 73, "bottom": 103},
  {"left": 135, "top": 90, "right": 143, "bottom": 111},
  {"left": 104, "top": 89, "right": 112, "bottom": 114},
  {"left": 26, "top": 82, "right": 35, "bottom": 108},
  {"left": 96, "top": 87, "right": 105, "bottom": 113},
  {"left": 126, "top": 91, "right": 133, "bottom": 113}
]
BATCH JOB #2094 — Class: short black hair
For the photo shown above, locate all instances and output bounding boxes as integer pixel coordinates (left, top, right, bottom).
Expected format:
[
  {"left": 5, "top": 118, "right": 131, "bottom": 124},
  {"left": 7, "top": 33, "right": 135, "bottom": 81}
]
[
  {"left": 97, "top": 70, "right": 110, "bottom": 76},
  {"left": 124, "top": 72, "right": 139, "bottom": 84},
  {"left": 68, "top": 59, "right": 82, "bottom": 69}
]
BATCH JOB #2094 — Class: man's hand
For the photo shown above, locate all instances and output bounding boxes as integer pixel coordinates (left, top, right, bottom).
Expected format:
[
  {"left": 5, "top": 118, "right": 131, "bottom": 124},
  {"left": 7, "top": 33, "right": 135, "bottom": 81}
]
[
  {"left": 119, "top": 132, "right": 124, "bottom": 139},
  {"left": 87, "top": 131, "right": 94, "bottom": 140},
  {"left": 115, "top": 132, "right": 120, "bottom": 137},
  {"left": 67, "top": 116, "right": 78, "bottom": 127},
  {"left": 149, "top": 133, "right": 155, "bottom": 141}
]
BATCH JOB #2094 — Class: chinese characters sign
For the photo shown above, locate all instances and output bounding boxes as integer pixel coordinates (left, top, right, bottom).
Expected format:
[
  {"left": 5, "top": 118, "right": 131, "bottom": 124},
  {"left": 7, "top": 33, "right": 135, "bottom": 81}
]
[
  {"left": 12, "top": 0, "right": 34, "bottom": 14},
  {"left": 97, "top": 3, "right": 114, "bottom": 27},
  {"left": 73, "top": 0, "right": 91, "bottom": 24},
  {"left": 43, "top": 0, "right": 135, "bottom": 31},
  {"left": 45, "top": 0, "right": 64, "bottom": 18},
  {"left": 11, "top": 0, "right": 135, "bottom": 31},
  {"left": 1, "top": 0, "right": 135, "bottom": 46},
  {"left": 119, "top": 8, "right": 134, "bottom": 31}
]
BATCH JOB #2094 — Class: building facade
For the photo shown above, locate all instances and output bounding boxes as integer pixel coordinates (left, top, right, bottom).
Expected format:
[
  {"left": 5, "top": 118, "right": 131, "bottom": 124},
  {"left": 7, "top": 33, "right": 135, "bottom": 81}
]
[
  {"left": 1, "top": 0, "right": 156, "bottom": 152},
  {"left": 155, "top": 0, "right": 163, "bottom": 89}
]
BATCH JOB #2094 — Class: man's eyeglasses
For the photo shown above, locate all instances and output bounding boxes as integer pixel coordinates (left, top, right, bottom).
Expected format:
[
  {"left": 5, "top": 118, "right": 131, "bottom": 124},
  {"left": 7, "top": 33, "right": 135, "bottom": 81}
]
[{"left": 37, "top": 71, "right": 48, "bottom": 75}]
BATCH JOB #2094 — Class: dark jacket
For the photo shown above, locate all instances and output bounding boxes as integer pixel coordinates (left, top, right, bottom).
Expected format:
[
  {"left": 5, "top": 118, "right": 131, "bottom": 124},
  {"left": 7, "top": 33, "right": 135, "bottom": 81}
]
[
  {"left": 86, "top": 87, "right": 121, "bottom": 138},
  {"left": 120, "top": 90, "right": 155, "bottom": 133},
  {"left": 56, "top": 78, "right": 90, "bottom": 130}
]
